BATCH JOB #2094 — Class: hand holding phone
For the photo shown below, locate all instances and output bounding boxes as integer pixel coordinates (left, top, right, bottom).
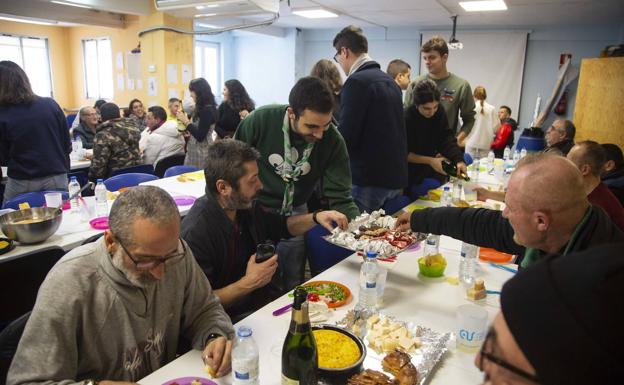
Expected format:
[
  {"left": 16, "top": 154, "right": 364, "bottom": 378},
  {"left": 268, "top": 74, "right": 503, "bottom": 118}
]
[{"left": 255, "top": 241, "right": 275, "bottom": 263}]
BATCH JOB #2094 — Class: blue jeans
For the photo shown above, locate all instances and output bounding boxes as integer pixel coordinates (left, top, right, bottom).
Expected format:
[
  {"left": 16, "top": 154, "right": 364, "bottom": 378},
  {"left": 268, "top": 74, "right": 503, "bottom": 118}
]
[
  {"left": 351, "top": 185, "right": 402, "bottom": 213},
  {"left": 3, "top": 174, "right": 68, "bottom": 204},
  {"left": 276, "top": 204, "right": 307, "bottom": 292}
]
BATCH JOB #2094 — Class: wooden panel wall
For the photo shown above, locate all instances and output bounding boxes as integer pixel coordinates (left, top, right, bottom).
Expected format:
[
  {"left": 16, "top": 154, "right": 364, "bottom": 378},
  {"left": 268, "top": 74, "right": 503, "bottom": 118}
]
[{"left": 573, "top": 57, "right": 624, "bottom": 148}]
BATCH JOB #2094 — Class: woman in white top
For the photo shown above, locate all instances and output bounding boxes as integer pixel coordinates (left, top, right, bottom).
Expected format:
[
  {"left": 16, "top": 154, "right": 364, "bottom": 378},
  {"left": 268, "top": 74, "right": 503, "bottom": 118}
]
[{"left": 464, "top": 86, "right": 499, "bottom": 158}]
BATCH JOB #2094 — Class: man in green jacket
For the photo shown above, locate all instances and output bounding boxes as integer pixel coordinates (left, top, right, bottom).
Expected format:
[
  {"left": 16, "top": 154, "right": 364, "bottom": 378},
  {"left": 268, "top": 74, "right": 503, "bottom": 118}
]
[
  {"left": 404, "top": 36, "right": 475, "bottom": 144},
  {"left": 235, "top": 76, "right": 359, "bottom": 290}
]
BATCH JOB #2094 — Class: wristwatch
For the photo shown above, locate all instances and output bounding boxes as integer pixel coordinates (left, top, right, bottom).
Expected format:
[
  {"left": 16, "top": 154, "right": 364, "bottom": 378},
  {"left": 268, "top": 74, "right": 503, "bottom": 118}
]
[
  {"left": 83, "top": 380, "right": 98, "bottom": 385},
  {"left": 312, "top": 209, "right": 322, "bottom": 225}
]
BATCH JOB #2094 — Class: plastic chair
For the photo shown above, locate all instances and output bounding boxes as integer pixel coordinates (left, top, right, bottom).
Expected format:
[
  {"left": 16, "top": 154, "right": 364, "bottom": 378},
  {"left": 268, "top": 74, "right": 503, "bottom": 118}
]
[
  {"left": 110, "top": 164, "right": 155, "bottom": 177},
  {"left": 103, "top": 173, "right": 158, "bottom": 192},
  {"left": 2, "top": 190, "right": 69, "bottom": 210},
  {"left": 0, "top": 247, "right": 65, "bottom": 329},
  {"left": 382, "top": 195, "right": 411, "bottom": 215},
  {"left": 164, "top": 165, "right": 200, "bottom": 178},
  {"left": 154, "top": 154, "right": 187, "bottom": 178},
  {"left": 0, "top": 312, "right": 30, "bottom": 381},
  {"left": 408, "top": 178, "right": 443, "bottom": 200},
  {"left": 66, "top": 113, "right": 77, "bottom": 128},
  {"left": 463, "top": 152, "right": 473, "bottom": 166},
  {"left": 305, "top": 225, "right": 353, "bottom": 276}
]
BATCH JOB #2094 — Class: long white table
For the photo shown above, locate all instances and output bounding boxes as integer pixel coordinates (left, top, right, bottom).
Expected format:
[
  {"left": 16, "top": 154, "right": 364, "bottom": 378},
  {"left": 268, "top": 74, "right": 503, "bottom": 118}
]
[
  {"left": 140, "top": 236, "right": 515, "bottom": 385},
  {"left": 1, "top": 160, "right": 92, "bottom": 180}
]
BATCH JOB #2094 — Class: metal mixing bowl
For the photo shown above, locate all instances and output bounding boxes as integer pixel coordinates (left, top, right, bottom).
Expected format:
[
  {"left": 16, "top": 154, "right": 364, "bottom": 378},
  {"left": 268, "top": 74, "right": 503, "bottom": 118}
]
[{"left": 0, "top": 207, "right": 63, "bottom": 244}]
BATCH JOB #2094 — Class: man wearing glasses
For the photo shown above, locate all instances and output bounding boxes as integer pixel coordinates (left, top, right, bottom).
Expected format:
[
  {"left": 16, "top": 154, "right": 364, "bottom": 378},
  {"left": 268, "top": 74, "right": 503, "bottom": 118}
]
[
  {"left": 8, "top": 186, "right": 234, "bottom": 385},
  {"left": 476, "top": 242, "right": 624, "bottom": 384},
  {"left": 544, "top": 118, "right": 575, "bottom": 156}
]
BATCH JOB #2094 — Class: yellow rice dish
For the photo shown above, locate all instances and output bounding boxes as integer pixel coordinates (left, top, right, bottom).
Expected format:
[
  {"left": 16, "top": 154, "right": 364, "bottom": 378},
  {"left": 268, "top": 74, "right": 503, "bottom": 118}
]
[{"left": 313, "top": 329, "right": 360, "bottom": 369}]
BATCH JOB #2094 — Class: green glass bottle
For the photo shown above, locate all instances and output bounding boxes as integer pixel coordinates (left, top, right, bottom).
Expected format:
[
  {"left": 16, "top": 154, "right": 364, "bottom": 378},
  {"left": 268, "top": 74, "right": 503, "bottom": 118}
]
[
  {"left": 442, "top": 161, "right": 470, "bottom": 181},
  {"left": 281, "top": 287, "right": 318, "bottom": 385}
]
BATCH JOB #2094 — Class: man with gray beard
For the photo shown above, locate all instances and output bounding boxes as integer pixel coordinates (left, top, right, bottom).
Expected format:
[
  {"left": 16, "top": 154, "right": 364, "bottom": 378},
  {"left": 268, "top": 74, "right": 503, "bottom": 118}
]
[{"left": 8, "top": 186, "right": 234, "bottom": 385}]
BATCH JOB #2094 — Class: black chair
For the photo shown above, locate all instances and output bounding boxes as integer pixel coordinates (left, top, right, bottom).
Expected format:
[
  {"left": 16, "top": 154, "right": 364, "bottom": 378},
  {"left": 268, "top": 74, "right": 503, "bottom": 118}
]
[
  {"left": 0, "top": 247, "right": 65, "bottom": 331},
  {"left": 154, "top": 154, "right": 186, "bottom": 178},
  {"left": 0, "top": 312, "right": 30, "bottom": 384}
]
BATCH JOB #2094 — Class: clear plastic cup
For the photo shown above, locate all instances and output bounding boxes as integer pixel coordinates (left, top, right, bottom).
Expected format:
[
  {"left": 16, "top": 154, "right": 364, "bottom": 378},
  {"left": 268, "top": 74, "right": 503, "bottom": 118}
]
[
  {"left": 456, "top": 304, "right": 488, "bottom": 353},
  {"left": 44, "top": 192, "right": 63, "bottom": 208},
  {"left": 463, "top": 186, "right": 477, "bottom": 202}
]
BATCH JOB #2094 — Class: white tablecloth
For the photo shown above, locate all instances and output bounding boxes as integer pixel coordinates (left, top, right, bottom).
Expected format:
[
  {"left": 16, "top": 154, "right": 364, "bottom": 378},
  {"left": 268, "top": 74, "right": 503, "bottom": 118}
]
[{"left": 140, "top": 236, "right": 515, "bottom": 385}]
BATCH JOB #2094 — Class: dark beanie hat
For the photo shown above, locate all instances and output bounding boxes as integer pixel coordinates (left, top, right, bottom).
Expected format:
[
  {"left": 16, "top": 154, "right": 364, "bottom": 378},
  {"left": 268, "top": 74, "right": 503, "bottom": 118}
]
[
  {"left": 100, "top": 102, "right": 120, "bottom": 122},
  {"left": 501, "top": 242, "right": 624, "bottom": 385}
]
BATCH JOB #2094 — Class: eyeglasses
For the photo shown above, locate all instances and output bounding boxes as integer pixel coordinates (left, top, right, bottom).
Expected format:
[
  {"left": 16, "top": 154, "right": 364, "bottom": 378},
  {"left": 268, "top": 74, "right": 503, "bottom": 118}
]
[
  {"left": 478, "top": 329, "right": 540, "bottom": 383},
  {"left": 115, "top": 236, "right": 186, "bottom": 271},
  {"left": 333, "top": 47, "right": 343, "bottom": 63}
]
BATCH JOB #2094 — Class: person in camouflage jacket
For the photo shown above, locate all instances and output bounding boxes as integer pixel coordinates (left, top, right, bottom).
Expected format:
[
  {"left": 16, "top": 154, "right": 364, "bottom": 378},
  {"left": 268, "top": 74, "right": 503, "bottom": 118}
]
[{"left": 88, "top": 103, "right": 142, "bottom": 181}]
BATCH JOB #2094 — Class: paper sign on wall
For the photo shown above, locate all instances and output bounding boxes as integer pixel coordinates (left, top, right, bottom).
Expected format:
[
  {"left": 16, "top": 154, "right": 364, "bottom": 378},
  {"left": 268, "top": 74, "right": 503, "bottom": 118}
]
[
  {"left": 116, "top": 52, "right": 124, "bottom": 70},
  {"left": 166, "top": 64, "right": 178, "bottom": 84},
  {"left": 136, "top": 79, "right": 143, "bottom": 90},
  {"left": 117, "top": 74, "right": 124, "bottom": 91},
  {"left": 181, "top": 64, "right": 192, "bottom": 84},
  {"left": 127, "top": 78, "right": 135, "bottom": 90},
  {"left": 147, "top": 77, "right": 158, "bottom": 96},
  {"left": 126, "top": 53, "right": 141, "bottom": 79},
  {"left": 168, "top": 88, "right": 179, "bottom": 99}
]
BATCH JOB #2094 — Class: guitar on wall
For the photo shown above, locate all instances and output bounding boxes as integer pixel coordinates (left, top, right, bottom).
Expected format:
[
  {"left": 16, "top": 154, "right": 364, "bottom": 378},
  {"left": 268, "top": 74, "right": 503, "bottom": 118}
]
[{"left": 554, "top": 53, "right": 572, "bottom": 115}]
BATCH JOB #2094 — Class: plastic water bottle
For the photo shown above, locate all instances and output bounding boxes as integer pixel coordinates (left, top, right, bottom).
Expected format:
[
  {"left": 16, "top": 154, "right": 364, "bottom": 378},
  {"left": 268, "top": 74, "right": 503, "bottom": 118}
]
[
  {"left": 68, "top": 176, "right": 81, "bottom": 213},
  {"left": 94, "top": 179, "right": 108, "bottom": 217},
  {"left": 376, "top": 266, "right": 387, "bottom": 307},
  {"left": 424, "top": 234, "right": 440, "bottom": 256},
  {"left": 503, "top": 146, "right": 511, "bottom": 162},
  {"left": 441, "top": 186, "right": 452, "bottom": 207},
  {"left": 452, "top": 182, "right": 463, "bottom": 203},
  {"left": 358, "top": 251, "right": 379, "bottom": 314},
  {"left": 487, "top": 150, "right": 495, "bottom": 172},
  {"left": 472, "top": 157, "right": 480, "bottom": 182},
  {"left": 232, "top": 326, "right": 259, "bottom": 385},
  {"left": 512, "top": 149, "right": 521, "bottom": 165},
  {"left": 520, "top": 148, "right": 527, "bottom": 159},
  {"left": 459, "top": 242, "right": 479, "bottom": 288}
]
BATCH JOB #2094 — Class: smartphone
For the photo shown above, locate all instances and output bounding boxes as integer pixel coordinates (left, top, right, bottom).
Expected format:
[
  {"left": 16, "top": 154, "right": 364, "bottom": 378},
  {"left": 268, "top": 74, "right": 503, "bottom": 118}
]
[{"left": 256, "top": 242, "right": 275, "bottom": 263}]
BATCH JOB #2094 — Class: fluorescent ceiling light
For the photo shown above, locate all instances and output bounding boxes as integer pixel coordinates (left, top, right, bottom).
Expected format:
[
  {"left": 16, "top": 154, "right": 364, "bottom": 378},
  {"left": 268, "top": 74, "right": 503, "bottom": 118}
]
[
  {"left": 196, "top": 22, "right": 220, "bottom": 28},
  {"left": 0, "top": 15, "right": 57, "bottom": 25},
  {"left": 50, "top": 0, "right": 93, "bottom": 9},
  {"left": 292, "top": 8, "right": 338, "bottom": 19},
  {"left": 195, "top": 13, "right": 217, "bottom": 18},
  {"left": 196, "top": 4, "right": 219, "bottom": 10},
  {"left": 459, "top": 0, "right": 507, "bottom": 12}
]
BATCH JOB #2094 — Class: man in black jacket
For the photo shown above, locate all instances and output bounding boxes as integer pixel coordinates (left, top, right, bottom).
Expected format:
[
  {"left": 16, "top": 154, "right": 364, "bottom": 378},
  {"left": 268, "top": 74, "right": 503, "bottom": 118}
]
[
  {"left": 181, "top": 139, "right": 347, "bottom": 321},
  {"left": 396, "top": 153, "right": 624, "bottom": 268},
  {"left": 333, "top": 25, "right": 407, "bottom": 213}
]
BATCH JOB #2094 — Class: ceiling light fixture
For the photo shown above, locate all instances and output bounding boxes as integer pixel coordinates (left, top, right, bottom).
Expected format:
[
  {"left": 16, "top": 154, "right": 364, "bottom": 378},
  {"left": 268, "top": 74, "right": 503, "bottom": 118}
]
[
  {"left": 0, "top": 15, "right": 58, "bottom": 25},
  {"left": 448, "top": 15, "right": 463, "bottom": 50},
  {"left": 196, "top": 4, "right": 219, "bottom": 10},
  {"left": 194, "top": 13, "right": 217, "bottom": 18},
  {"left": 292, "top": 8, "right": 338, "bottom": 19},
  {"left": 50, "top": 0, "right": 93, "bottom": 9},
  {"left": 459, "top": 0, "right": 507, "bottom": 12}
]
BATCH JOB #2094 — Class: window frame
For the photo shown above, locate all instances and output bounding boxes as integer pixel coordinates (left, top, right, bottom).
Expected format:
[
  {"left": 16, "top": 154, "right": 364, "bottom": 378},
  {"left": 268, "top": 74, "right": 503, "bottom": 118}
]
[
  {"left": 0, "top": 33, "right": 54, "bottom": 98},
  {"left": 194, "top": 40, "right": 221, "bottom": 94},
  {"left": 81, "top": 36, "right": 114, "bottom": 100}
]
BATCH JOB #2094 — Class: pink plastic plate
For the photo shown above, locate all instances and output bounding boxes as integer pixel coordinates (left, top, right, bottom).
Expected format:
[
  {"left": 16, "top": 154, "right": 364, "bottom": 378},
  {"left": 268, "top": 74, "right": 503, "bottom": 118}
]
[
  {"left": 89, "top": 217, "right": 109, "bottom": 230},
  {"left": 173, "top": 195, "right": 197, "bottom": 206},
  {"left": 162, "top": 377, "right": 217, "bottom": 385}
]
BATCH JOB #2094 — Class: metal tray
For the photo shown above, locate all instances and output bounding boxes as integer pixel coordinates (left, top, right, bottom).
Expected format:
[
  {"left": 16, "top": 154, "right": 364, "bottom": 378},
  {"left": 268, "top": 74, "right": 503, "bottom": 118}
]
[{"left": 336, "top": 310, "right": 451, "bottom": 385}]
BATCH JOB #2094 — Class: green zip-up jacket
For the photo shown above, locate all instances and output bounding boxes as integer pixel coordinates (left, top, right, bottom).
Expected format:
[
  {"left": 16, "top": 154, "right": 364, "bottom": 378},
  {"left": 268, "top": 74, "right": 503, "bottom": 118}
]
[{"left": 235, "top": 105, "right": 359, "bottom": 220}]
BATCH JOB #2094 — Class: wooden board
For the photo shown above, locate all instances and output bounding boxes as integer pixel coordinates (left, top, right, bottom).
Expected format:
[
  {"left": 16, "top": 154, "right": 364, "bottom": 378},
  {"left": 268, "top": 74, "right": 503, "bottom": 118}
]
[{"left": 573, "top": 57, "right": 624, "bottom": 148}]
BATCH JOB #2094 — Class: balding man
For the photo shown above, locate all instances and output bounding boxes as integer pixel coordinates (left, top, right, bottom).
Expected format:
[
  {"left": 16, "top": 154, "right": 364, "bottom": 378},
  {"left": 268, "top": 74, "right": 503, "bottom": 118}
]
[
  {"left": 396, "top": 153, "right": 624, "bottom": 268},
  {"left": 544, "top": 118, "right": 575, "bottom": 155},
  {"left": 73, "top": 106, "right": 98, "bottom": 149},
  {"left": 567, "top": 140, "right": 624, "bottom": 231},
  {"left": 8, "top": 186, "right": 234, "bottom": 384}
]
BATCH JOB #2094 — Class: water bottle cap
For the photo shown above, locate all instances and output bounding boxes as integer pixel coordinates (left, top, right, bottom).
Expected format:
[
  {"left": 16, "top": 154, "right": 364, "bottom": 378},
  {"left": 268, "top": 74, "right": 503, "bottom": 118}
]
[
  {"left": 70, "top": 176, "right": 77, "bottom": 181},
  {"left": 426, "top": 238, "right": 436, "bottom": 245},
  {"left": 237, "top": 326, "right": 252, "bottom": 338},
  {"left": 97, "top": 179, "right": 103, "bottom": 183},
  {"left": 444, "top": 186, "right": 450, "bottom": 191},
  {"left": 365, "top": 251, "right": 378, "bottom": 259}
]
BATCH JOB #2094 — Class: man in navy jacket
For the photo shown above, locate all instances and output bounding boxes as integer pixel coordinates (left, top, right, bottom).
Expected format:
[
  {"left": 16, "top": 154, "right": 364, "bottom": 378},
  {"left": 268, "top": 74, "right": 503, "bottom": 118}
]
[{"left": 332, "top": 26, "right": 407, "bottom": 213}]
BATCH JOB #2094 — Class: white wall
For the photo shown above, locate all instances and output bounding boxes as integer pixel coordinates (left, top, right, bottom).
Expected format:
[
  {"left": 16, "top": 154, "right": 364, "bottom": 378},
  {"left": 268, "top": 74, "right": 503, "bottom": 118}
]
[{"left": 232, "top": 28, "right": 297, "bottom": 106}]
